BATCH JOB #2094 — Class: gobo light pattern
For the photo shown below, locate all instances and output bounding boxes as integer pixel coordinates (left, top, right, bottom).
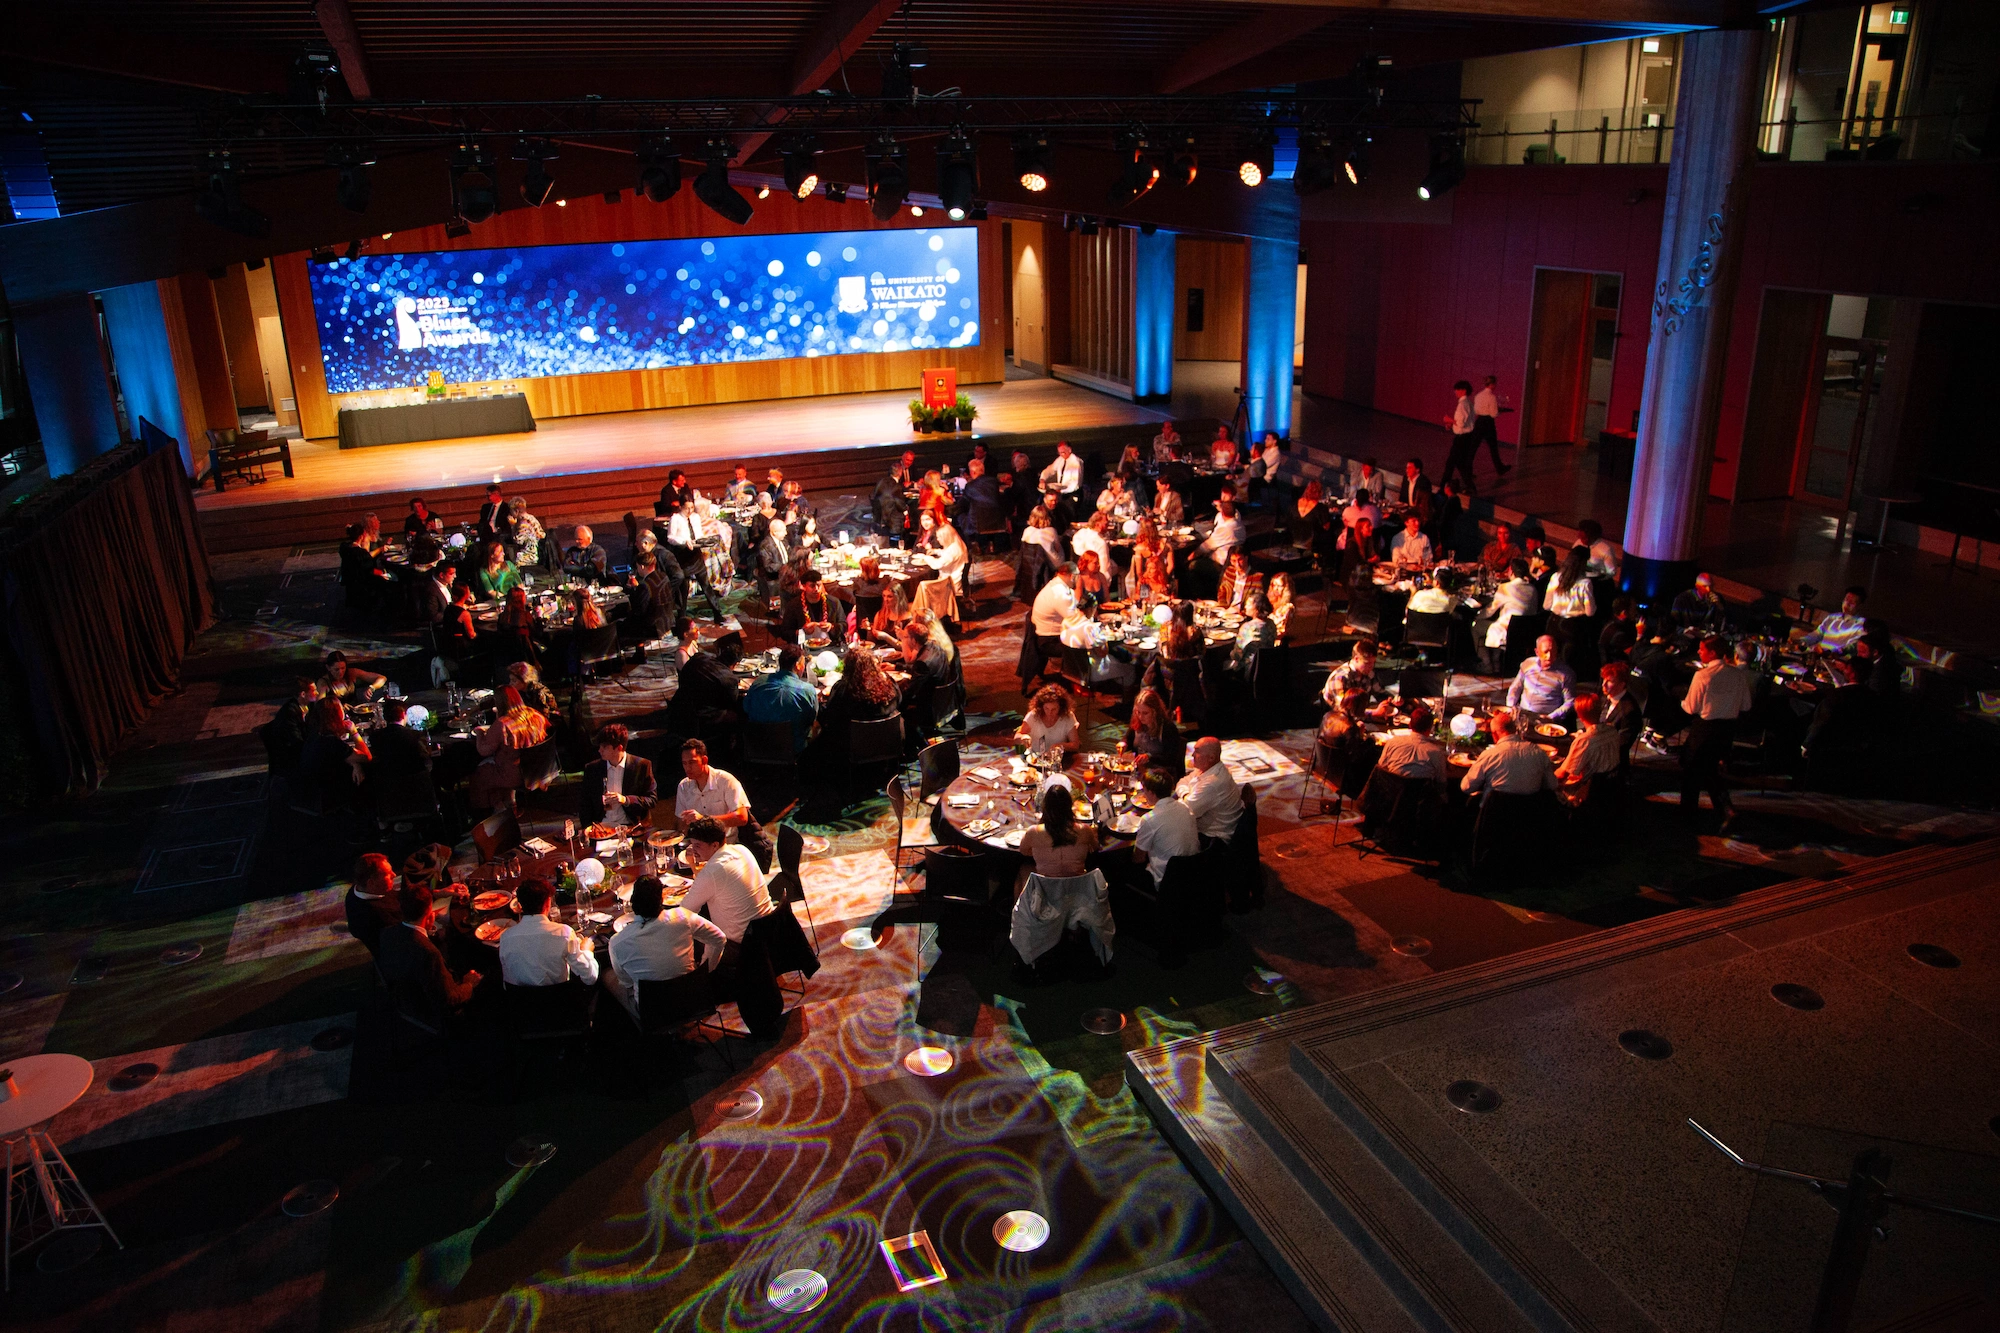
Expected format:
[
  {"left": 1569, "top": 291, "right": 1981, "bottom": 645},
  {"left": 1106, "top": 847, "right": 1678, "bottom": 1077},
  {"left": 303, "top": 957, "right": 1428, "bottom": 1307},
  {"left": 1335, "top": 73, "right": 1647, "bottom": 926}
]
[{"left": 308, "top": 226, "right": 981, "bottom": 392}]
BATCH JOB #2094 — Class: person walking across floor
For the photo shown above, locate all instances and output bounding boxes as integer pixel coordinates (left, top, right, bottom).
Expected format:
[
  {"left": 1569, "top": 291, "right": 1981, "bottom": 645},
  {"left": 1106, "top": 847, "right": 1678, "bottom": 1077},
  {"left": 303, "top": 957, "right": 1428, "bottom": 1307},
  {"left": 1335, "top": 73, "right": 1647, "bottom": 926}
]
[
  {"left": 1472, "top": 375, "right": 1511, "bottom": 479},
  {"left": 1442, "top": 380, "right": 1479, "bottom": 493}
]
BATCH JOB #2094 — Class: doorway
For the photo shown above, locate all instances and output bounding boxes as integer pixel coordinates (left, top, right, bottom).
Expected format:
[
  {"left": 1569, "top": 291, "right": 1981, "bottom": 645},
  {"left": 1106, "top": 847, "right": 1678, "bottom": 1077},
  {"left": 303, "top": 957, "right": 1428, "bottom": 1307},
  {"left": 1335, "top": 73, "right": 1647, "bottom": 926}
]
[
  {"left": 1010, "top": 219, "right": 1047, "bottom": 374},
  {"left": 1522, "top": 268, "right": 1621, "bottom": 447}
]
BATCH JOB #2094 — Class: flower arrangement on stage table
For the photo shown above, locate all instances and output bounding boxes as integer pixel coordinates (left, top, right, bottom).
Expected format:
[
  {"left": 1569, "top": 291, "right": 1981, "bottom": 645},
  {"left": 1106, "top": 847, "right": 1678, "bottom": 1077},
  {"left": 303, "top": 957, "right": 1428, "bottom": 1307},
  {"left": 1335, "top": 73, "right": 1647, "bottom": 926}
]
[{"left": 425, "top": 369, "right": 446, "bottom": 400}]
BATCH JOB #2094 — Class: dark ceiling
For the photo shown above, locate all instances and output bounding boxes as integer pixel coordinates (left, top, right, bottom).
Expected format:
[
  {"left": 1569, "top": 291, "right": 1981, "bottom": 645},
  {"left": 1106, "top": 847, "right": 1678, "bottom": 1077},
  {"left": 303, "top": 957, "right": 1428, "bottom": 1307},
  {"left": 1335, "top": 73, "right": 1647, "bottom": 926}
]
[{"left": 1, "top": 0, "right": 1750, "bottom": 217}]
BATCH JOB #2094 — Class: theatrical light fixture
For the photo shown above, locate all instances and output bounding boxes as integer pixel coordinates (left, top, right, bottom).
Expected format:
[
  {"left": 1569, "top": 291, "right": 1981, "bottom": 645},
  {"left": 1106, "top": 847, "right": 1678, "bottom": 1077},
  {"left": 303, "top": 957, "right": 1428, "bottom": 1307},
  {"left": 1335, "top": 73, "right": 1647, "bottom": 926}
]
[
  {"left": 910, "top": 205, "right": 924, "bottom": 216},
  {"left": 826, "top": 181, "right": 850, "bottom": 203},
  {"left": 865, "top": 134, "right": 909, "bottom": 220},
  {"left": 1078, "top": 216, "right": 1100, "bottom": 236},
  {"left": 693, "top": 139, "right": 753, "bottom": 224},
  {"left": 342, "top": 238, "right": 363, "bottom": 260},
  {"left": 1108, "top": 128, "right": 1160, "bottom": 207},
  {"left": 1417, "top": 134, "right": 1466, "bottom": 201},
  {"left": 443, "top": 216, "right": 471, "bottom": 239},
  {"left": 1238, "top": 126, "right": 1275, "bottom": 188},
  {"left": 757, "top": 185, "right": 771, "bottom": 198},
  {"left": 636, "top": 136, "right": 682, "bottom": 203},
  {"left": 309, "top": 246, "right": 337, "bottom": 264},
  {"left": 194, "top": 150, "right": 270, "bottom": 238},
  {"left": 781, "top": 136, "right": 821, "bottom": 199},
  {"left": 327, "top": 142, "right": 375, "bottom": 214},
  {"left": 1343, "top": 134, "right": 1371, "bottom": 186},
  {"left": 936, "top": 128, "right": 978, "bottom": 220},
  {"left": 516, "top": 139, "right": 557, "bottom": 207},
  {"left": 896, "top": 39, "right": 929, "bottom": 69},
  {"left": 969, "top": 201, "right": 988, "bottom": 220},
  {"left": 1169, "top": 133, "right": 1199, "bottom": 187},
  {"left": 1291, "top": 127, "right": 1340, "bottom": 196},
  {"left": 1013, "top": 133, "right": 1051, "bottom": 192},
  {"left": 451, "top": 143, "right": 499, "bottom": 224}
]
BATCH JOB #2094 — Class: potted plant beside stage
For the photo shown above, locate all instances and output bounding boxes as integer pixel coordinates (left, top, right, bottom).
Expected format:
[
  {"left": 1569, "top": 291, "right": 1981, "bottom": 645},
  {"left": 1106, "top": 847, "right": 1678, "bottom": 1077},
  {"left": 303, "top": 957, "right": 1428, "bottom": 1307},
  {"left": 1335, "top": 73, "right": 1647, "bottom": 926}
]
[
  {"left": 909, "top": 399, "right": 935, "bottom": 433},
  {"left": 953, "top": 393, "right": 978, "bottom": 432}
]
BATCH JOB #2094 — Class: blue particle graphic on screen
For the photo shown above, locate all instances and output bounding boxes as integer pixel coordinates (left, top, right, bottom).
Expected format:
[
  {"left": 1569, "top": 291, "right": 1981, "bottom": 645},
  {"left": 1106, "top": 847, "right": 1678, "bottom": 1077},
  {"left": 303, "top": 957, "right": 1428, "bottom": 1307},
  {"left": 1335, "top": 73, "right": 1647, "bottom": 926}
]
[{"left": 307, "top": 227, "right": 980, "bottom": 393}]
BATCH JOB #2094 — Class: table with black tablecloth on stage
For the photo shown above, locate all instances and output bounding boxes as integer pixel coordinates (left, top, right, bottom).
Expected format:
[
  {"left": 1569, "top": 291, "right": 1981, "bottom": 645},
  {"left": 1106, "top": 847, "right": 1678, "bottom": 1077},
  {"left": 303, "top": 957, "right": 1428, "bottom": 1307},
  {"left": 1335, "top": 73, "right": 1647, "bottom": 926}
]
[{"left": 337, "top": 394, "right": 537, "bottom": 449}]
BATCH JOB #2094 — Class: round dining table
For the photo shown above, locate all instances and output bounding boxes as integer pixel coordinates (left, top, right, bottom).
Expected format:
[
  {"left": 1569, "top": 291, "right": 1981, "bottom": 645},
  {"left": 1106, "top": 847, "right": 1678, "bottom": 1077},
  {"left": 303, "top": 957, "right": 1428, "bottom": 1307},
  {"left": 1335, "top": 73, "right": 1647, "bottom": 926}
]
[{"left": 932, "top": 749, "right": 1146, "bottom": 856}]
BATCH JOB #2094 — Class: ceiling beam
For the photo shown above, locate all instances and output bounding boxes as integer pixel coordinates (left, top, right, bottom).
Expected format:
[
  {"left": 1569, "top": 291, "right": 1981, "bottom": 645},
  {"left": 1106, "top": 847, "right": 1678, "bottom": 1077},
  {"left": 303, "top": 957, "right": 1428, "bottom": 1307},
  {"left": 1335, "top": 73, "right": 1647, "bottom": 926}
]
[
  {"left": 1159, "top": 8, "right": 1335, "bottom": 94},
  {"left": 736, "top": 0, "right": 907, "bottom": 165},
  {"left": 313, "top": 0, "right": 374, "bottom": 102},
  {"left": 1120, "top": 0, "right": 1741, "bottom": 27}
]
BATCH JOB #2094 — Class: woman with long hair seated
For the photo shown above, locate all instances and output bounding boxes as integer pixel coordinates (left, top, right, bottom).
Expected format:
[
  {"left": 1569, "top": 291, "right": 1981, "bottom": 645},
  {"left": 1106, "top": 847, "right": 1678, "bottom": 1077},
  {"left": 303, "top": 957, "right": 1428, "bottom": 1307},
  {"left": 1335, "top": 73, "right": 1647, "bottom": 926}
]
[
  {"left": 469, "top": 685, "right": 550, "bottom": 810},
  {"left": 804, "top": 642, "right": 902, "bottom": 774},
  {"left": 1267, "top": 571, "right": 1296, "bottom": 641},
  {"left": 1122, "top": 686, "right": 1182, "bottom": 776},
  {"left": 1127, "top": 518, "right": 1175, "bottom": 601},
  {"left": 471, "top": 540, "right": 523, "bottom": 600},
  {"left": 1014, "top": 683, "right": 1080, "bottom": 761},
  {"left": 866, "top": 580, "right": 913, "bottom": 650},
  {"left": 1017, "top": 784, "right": 1098, "bottom": 881}
]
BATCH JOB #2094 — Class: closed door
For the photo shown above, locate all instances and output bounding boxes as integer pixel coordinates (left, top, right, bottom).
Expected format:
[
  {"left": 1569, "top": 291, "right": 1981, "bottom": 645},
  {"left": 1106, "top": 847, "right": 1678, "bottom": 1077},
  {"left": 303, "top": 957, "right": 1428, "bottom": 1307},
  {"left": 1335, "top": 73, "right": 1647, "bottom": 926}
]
[
  {"left": 1523, "top": 269, "right": 1593, "bottom": 445},
  {"left": 1737, "top": 289, "right": 1831, "bottom": 501},
  {"left": 1800, "top": 338, "right": 1884, "bottom": 508}
]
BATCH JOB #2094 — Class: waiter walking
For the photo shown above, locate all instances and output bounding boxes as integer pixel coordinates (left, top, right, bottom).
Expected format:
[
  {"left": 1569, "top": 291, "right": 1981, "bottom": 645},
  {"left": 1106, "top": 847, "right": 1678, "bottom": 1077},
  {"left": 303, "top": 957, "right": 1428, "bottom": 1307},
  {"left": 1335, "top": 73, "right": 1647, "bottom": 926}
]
[
  {"left": 1442, "top": 381, "right": 1478, "bottom": 493},
  {"left": 1472, "top": 375, "right": 1511, "bottom": 479},
  {"left": 1679, "top": 636, "right": 1755, "bottom": 831}
]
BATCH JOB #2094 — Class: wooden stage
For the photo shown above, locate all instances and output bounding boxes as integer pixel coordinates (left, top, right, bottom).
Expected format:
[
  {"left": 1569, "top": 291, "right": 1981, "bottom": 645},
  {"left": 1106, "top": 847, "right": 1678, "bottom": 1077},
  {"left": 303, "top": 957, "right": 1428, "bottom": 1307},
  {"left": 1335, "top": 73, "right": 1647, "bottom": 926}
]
[{"left": 194, "top": 377, "right": 1187, "bottom": 553}]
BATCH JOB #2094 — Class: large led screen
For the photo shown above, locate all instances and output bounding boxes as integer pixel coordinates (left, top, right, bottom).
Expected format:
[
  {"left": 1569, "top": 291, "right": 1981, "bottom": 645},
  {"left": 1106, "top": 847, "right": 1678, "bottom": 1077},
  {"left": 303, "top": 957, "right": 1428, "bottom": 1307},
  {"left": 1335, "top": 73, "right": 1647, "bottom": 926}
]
[{"left": 307, "top": 226, "right": 980, "bottom": 393}]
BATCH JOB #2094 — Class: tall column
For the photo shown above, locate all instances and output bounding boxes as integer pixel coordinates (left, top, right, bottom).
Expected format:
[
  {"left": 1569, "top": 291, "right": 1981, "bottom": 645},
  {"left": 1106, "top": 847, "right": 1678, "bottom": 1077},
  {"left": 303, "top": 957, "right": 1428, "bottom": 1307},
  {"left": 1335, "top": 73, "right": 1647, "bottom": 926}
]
[
  {"left": 1622, "top": 26, "right": 1766, "bottom": 600},
  {"left": 1132, "top": 228, "right": 1176, "bottom": 401},
  {"left": 1242, "top": 235, "right": 1298, "bottom": 441},
  {"left": 12, "top": 294, "right": 121, "bottom": 478}
]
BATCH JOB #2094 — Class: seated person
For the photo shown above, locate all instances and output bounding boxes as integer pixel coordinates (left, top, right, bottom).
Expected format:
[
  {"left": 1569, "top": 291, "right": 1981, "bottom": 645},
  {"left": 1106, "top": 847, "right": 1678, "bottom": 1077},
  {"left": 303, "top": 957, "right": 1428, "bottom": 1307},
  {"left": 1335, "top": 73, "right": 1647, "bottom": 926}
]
[
  {"left": 1389, "top": 513, "right": 1434, "bottom": 572},
  {"left": 805, "top": 643, "right": 902, "bottom": 773},
  {"left": 1215, "top": 550, "right": 1256, "bottom": 612},
  {"left": 1015, "top": 683, "right": 1080, "bottom": 761},
  {"left": 663, "top": 633, "right": 744, "bottom": 744},
  {"left": 1018, "top": 786, "right": 1099, "bottom": 887},
  {"left": 674, "top": 738, "right": 753, "bottom": 841},
  {"left": 1130, "top": 766, "right": 1200, "bottom": 890},
  {"left": 1480, "top": 521, "right": 1524, "bottom": 576},
  {"left": 1152, "top": 477, "right": 1186, "bottom": 527},
  {"left": 321, "top": 650, "right": 386, "bottom": 703},
  {"left": 897, "top": 620, "right": 953, "bottom": 738},
  {"left": 1578, "top": 518, "right": 1623, "bottom": 580},
  {"left": 1072, "top": 511, "right": 1114, "bottom": 577},
  {"left": 469, "top": 686, "right": 550, "bottom": 812},
  {"left": 1555, "top": 692, "right": 1623, "bottom": 790},
  {"left": 1336, "top": 515, "right": 1385, "bottom": 585},
  {"left": 560, "top": 525, "right": 609, "bottom": 583},
  {"left": 266, "top": 676, "right": 322, "bottom": 774},
  {"left": 1322, "top": 639, "right": 1381, "bottom": 708},
  {"left": 1174, "top": 736, "right": 1242, "bottom": 841},
  {"left": 1376, "top": 704, "right": 1448, "bottom": 786},
  {"left": 366, "top": 697, "right": 434, "bottom": 783},
  {"left": 678, "top": 816, "right": 784, "bottom": 1039},
  {"left": 339, "top": 523, "right": 392, "bottom": 612},
  {"left": 1671, "top": 571, "right": 1727, "bottom": 634},
  {"left": 1506, "top": 635, "right": 1577, "bottom": 722},
  {"left": 496, "top": 878, "right": 600, "bottom": 988},
  {"left": 579, "top": 723, "right": 656, "bottom": 830},
  {"left": 743, "top": 643, "right": 818, "bottom": 754},
  {"left": 377, "top": 884, "right": 482, "bottom": 1028},
  {"left": 777, "top": 567, "right": 846, "bottom": 647},
  {"left": 1194, "top": 501, "right": 1246, "bottom": 567},
  {"left": 344, "top": 851, "right": 402, "bottom": 957},
  {"left": 1122, "top": 687, "right": 1182, "bottom": 776},
  {"left": 471, "top": 541, "right": 523, "bottom": 600},
  {"left": 1230, "top": 595, "right": 1276, "bottom": 675},
  {"left": 1021, "top": 506, "right": 1065, "bottom": 569},
  {"left": 1797, "top": 585, "right": 1869, "bottom": 654},
  {"left": 1459, "top": 710, "right": 1557, "bottom": 801},
  {"left": 1405, "top": 567, "right": 1457, "bottom": 619},
  {"left": 604, "top": 874, "right": 729, "bottom": 1019}
]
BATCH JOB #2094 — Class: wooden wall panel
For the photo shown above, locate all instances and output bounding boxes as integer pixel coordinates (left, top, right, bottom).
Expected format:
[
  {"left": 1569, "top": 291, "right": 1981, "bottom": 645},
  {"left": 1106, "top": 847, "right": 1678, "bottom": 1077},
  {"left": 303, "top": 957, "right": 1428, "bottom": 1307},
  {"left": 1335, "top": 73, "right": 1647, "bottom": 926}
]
[
  {"left": 270, "top": 191, "right": 1004, "bottom": 440},
  {"left": 211, "top": 266, "right": 267, "bottom": 410},
  {"left": 174, "top": 272, "right": 239, "bottom": 433},
  {"left": 1175, "top": 237, "right": 1245, "bottom": 361}
]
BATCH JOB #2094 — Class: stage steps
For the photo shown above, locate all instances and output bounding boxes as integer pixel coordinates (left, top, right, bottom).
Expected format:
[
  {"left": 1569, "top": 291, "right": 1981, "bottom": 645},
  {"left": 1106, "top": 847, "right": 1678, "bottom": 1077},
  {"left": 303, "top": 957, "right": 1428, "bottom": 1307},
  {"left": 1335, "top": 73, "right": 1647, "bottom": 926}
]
[
  {"left": 193, "top": 417, "right": 1216, "bottom": 554},
  {"left": 1128, "top": 837, "right": 2000, "bottom": 1333}
]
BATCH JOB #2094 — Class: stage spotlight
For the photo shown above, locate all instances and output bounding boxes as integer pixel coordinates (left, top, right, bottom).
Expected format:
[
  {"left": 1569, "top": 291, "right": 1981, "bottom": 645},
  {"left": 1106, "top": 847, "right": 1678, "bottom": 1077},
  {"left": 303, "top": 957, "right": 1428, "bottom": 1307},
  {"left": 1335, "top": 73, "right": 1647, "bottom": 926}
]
[
  {"left": 342, "top": 238, "right": 363, "bottom": 260},
  {"left": 1292, "top": 128, "right": 1340, "bottom": 196},
  {"left": 451, "top": 144, "right": 499, "bottom": 224},
  {"left": 1343, "top": 134, "right": 1371, "bottom": 186},
  {"left": 1108, "top": 128, "right": 1160, "bottom": 207},
  {"left": 826, "top": 181, "right": 850, "bottom": 203},
  {"left": 910, "top": 205, "right": 924, "bottom": 216},
  {"left": 897, "top": 40, "right": 928, "bottom": 68},
  {"left": 636, "top": 137, "right": 682, "bottom": 203},
  {"left": 937, "top": 128, "right": 978, "bottom": 220},
  {"left": 195, "top": 151, "right": 270, "bottom": 238},
  {"left": 308, "top": 246, "right": 336, "bottom": 264},
  {"left": 757, "top": 184, "right": 771, "bottom": 198},
  {"left": 1417, "top": 134, "right": 1466, "bottom": 200},
  {"left": 1169, "top": 134, "right": 1198, "bottom": 187},
  {"left": 1013, "top": 133, "right": 1051, "bottom": 192},
  {"left": 865, "top": 134, "right": 909, "bottom": 220},
  {"left": 1238, "top": 126, "right": 1275, "bottom": 187},
  {"left": 444, "top": 217, "right": 471, "bottom": 239},
  {"left": 517, "top": 140, "right": 557, "bottom": 207},
  {"left": 694, "top": 140, "right": 753, "bottom": 223},
  {"left": 328, "top": 142, "right": 374, "bottom": 213},
  {"left": 881, "top": 41, "right": 925, "bottom": 101},
  {"left": 969, "top": 201, "right": 988, "bottom": 220},
  {"left": 1078, "top": 216, "right": 1099, "bottom": 236},
  {"left": 781, "top": 136, "right": 821, "bottom": 199}
]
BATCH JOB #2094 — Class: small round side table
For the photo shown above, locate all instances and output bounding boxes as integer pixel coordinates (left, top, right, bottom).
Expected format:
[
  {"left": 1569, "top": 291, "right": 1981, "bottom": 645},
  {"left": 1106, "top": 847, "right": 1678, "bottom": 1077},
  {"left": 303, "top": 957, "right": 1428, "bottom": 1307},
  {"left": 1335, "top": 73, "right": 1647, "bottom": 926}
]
[{"left": 0, "top": 1054, "right": 122, "bottom": 1290}]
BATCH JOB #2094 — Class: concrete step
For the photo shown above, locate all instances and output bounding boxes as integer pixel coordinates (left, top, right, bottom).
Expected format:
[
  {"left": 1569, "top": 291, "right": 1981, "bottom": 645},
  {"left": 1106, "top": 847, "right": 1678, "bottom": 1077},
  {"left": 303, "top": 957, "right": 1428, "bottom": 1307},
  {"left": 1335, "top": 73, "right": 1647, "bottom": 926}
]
[
  {"left": 1127, "top": 1035, "right": 1436, "bottom": 1333},
  {"left": 1208, "top": 1044, "right": 1549, "bottom": 1333}
]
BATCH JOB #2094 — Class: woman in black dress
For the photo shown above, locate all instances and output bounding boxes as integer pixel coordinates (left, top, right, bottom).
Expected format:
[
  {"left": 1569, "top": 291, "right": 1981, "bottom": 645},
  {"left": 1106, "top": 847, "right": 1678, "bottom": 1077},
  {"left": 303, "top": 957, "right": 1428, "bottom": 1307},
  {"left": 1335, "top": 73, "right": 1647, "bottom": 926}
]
[{"left": 1122, "top": 687, "right": 1184, "bottom": 776}]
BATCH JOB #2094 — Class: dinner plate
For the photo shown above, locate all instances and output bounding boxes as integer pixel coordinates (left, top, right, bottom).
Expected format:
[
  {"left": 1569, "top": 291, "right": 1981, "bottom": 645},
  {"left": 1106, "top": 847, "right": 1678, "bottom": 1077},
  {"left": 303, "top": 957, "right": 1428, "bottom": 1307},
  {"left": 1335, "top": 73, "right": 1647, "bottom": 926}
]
[
  {"left": 1112, "top": 814, "right": 1143, "bottom": 835},
  {"left": 611, "top": 914, "right": 637, "bottom": 934},
  {"left": 1002, "top": 829, "right": 1027, "bottom": 848},
  {"left": 1535, "top": 723, "right": 1568, "bottom": 738},
  {"left": 471, "top": 891, "right": 514, "bottom": 912},
  {"left": 1778, "top": 662, "right": 1808, "bottom": 677},
  {"left": 474, "top": 919, "right": 513, "bottom": 943},
  {"left": 1009, "top": 770, "right": 1040, "bottom": 787}
]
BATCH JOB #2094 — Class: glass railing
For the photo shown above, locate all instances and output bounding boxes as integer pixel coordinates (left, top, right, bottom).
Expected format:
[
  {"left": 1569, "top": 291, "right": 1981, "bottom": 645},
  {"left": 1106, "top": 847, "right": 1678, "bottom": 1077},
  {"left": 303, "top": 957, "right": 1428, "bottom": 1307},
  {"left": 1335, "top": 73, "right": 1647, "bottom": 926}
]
[{"left": 1467, "top": 92, "right": 1992, "bottom": 167}]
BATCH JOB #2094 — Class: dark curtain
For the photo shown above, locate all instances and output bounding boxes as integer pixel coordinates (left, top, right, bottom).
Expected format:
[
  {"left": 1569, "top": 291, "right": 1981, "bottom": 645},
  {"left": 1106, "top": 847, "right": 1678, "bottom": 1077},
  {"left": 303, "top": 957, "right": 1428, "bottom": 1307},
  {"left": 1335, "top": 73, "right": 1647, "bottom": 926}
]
[{"left": 0, "top": 441, "right": 217, "bottom": 801}]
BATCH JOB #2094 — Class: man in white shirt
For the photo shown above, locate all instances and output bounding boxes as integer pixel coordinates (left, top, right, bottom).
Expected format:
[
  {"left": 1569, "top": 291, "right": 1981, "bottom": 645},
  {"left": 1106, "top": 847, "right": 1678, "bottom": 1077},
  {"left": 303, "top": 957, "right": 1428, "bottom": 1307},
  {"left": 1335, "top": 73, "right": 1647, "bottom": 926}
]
[
  {"left": 1196, "top": 501, "right": 1246, "bottom": 567},
  {"left": 1071, "top": 514, "right": 1112, "bottom": 574},
  {"left": 1679, "top": 635, "right": 1755, "bottom": 827},
  {"left": 1459, "top": 711, "right": 1556, "bottom": 801},
  {"left": 677, "top": 818, "right": 774, "bottom": 943},
  {"left": 1028, "top": 562, "right": 1078, "bottom": 683},
  {"left": 1252, "top": 433, "right": 1283, "bottom": 506},
  {"left": 1131, "top": 767, "right": 1200, "bottom": 886},
  {"left": 496, "top": 878, "right": 601, "bottom": 987},
  {"left": 675, "top": 738, "right": 753, "bottom": 838},
  {"left": 1472, "top": 375, "right": 1510, "bottom": 478},
  {"left": 1389, "top": 513, "right": 1434, "bottom": 572},
  {"left": 1442, "top": 379, "right": 1478, "bottom": 490},
  {"left": 605, "top": 874, "right": 729, "bottom": 1018},
  {"left": 1481, "top": 559, "right": 1537, "bottom": 673},
  {"left": 1341, "top": 492, "right": 1382, "bottom": 535},
  {"left": 1405, "top": 568, "right": 1456, "bottom": 620},
  {"left": 1174, "top": 737, "right": 1242, "bottom": 841},
  {"left": 1039, "top": 441, "right": 1082, "bottom": 496}
]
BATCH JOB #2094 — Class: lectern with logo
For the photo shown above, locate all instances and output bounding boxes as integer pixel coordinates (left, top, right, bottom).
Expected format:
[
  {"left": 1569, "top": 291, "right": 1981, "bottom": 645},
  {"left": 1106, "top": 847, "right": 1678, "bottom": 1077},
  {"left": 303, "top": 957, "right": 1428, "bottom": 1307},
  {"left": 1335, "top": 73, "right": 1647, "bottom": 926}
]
[{"left": 921, "top": 368, "right": 958, "bottom": 412}]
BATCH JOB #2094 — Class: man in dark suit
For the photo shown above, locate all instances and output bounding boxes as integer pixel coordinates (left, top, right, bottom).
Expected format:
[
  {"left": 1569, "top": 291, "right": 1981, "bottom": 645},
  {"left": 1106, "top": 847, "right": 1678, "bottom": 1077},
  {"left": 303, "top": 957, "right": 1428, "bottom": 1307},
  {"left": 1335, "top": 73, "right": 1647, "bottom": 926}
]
[
  {"left": 1002, "top": 456, "right": 1040, "bottom": 535},
  {"left": 344, "top": 852, "right": 402, "bottom": 957},
  {"left": 367, "top": 698, "right": 435, "bottom": 783},
  {"left": 264, "top": 677, "right": 321, "bottom": 774},
  {"left": 666, "top": 634, "right": 745, "bottom": 748},
  {"left": 378, "top": 885, "right": 482, "bottom": 1030},
  {"left": 560, "top": 525, "right": 609, "bottom": 583},
  {"left": 871, "top": 465, "right": 911, "bottom": 545},
  {"left": 1597, "top": 661, "right": 1649, "bottom": 774},
  {"left": 954, "top": 457, "right": 1007, "bottom": 540},
  {"left": 623, "top": 551, "right": 677, "bottom": 644},
  {"left": 418, "top": 562, "right": 457, "bottom": 626},
  {"left": 578, "top": 723, "right": 658, "bottom": 830},
  {"left": 475, "top": 483, "right": 507, "bottom": 544},
  {"left": 896, "top": 621, "right": 953, "bottom": 741}
]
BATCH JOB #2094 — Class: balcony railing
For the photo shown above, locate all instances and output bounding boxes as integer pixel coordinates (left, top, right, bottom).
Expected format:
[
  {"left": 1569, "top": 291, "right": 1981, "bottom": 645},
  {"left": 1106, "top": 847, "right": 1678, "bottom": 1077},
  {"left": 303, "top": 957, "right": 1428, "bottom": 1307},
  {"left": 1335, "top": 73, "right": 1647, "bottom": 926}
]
[{"left": 1467, "top": 93, "right": 1991, "bottom": 168}]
